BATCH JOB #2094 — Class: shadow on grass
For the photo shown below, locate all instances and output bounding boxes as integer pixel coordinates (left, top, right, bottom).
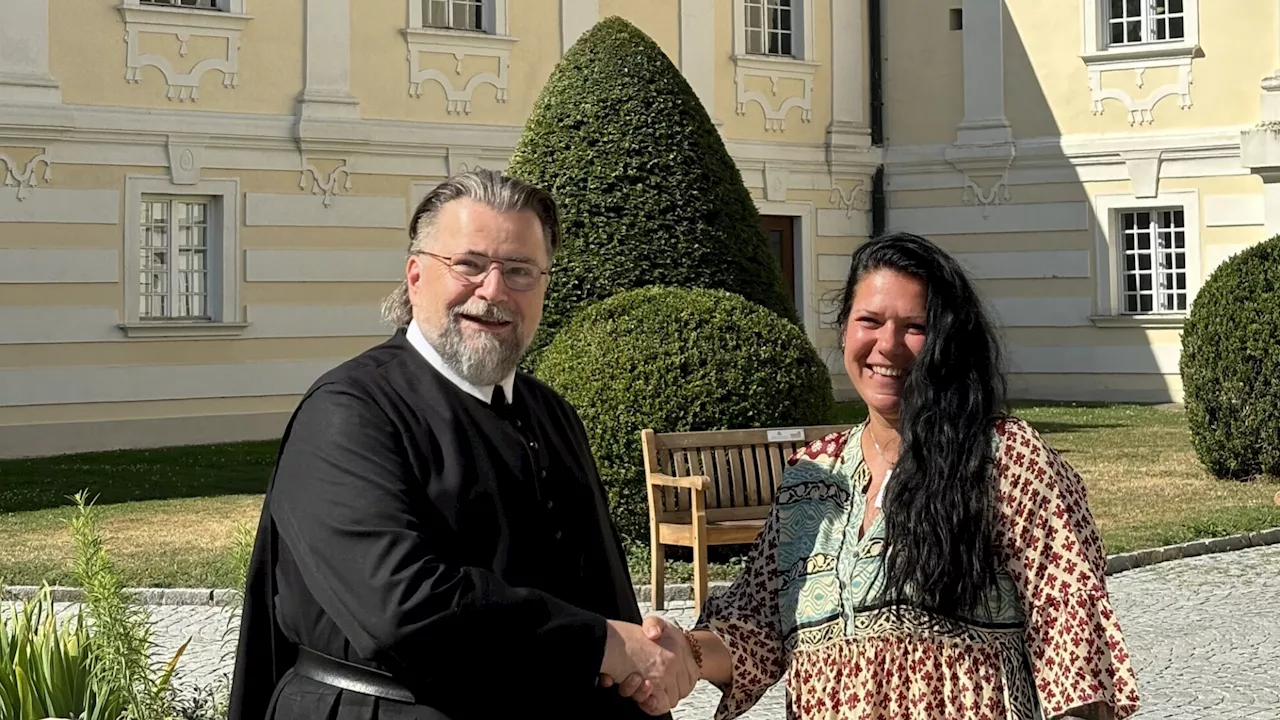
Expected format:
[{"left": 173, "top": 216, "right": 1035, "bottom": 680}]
[
  {"left": 1022, "top": 420, "right": 1127, "bottom": 436},
  {"left": 0, "top": 441, "right": 279, "bottom": 513}
]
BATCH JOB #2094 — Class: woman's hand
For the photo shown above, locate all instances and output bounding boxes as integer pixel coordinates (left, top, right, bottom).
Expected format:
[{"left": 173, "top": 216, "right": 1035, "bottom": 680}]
[{"left": 600, "top": 616, "right": 701, "bottom": 715}]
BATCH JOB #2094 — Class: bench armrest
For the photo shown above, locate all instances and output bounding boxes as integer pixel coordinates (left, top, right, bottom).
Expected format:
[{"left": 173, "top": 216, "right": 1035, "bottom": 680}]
[{"left": 648, "top": 472, "right": 712, "bottom": 491}]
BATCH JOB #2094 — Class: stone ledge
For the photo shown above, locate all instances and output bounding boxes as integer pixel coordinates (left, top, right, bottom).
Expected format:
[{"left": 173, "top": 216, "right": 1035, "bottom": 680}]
[
  {"left": 1103, "top": 527, "right": 1280, "bottom": 576},
  {"left": 7, "top": 527, "right": 1279, "bottom": 608}
]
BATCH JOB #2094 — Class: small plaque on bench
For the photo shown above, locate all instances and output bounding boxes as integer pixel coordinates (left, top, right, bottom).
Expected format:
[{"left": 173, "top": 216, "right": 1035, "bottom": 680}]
[{"left": 766, "top": 428, "right": 806, "bottom": 442}]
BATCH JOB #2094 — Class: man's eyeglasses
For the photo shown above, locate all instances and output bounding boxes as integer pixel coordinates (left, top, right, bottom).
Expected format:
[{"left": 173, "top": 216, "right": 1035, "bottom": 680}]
[{"left": 421, "top": 251, "right": 549, "bottom": 292}]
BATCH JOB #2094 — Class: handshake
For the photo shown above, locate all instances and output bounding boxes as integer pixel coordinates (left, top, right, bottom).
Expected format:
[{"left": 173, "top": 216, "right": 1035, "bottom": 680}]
[{"left": 599, "top": 615, "right": 702, "bottom": 715}]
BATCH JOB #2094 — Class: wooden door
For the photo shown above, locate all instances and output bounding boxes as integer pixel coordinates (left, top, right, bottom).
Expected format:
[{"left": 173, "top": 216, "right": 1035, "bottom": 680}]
[{"left": 761, "top": 215, "right": 796, "bottom": 303}]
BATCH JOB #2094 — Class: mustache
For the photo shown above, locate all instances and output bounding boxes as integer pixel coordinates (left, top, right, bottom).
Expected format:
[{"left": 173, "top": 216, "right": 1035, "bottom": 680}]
[{"left": 450, "top": 300, "right": 518, "bottom": 324}]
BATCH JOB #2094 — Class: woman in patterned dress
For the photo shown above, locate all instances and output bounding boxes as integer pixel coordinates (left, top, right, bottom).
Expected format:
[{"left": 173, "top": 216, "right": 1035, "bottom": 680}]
[{"left": 628, "top": 232, "right": 1141, "bottom": 719}]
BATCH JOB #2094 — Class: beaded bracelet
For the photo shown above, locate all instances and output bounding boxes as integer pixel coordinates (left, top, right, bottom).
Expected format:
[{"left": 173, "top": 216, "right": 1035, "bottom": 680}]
[{"left": 682, "top": 628, "right": 704, "bottom": 670}]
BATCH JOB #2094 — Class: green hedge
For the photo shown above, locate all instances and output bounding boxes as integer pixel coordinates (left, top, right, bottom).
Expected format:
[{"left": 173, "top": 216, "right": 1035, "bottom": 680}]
[
  {"left": 1181, "top": 235, "right": 1280, "bottom": 479},
  {"left": 507, "top": 16, "right": 796, "bottom": 359},
  {"left": 532, "top": 286, "right": 835, "bottom": 543}
]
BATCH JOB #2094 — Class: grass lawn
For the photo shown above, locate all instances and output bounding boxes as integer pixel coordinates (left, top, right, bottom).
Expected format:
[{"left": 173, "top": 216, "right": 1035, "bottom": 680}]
[{"left": 1, "top": 402, "right": 1278, "bottom": 589}]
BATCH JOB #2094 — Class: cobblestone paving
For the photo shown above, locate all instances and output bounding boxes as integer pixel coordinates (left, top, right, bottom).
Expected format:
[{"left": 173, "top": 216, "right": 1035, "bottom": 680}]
[{"left": 42, "top": 544, "right": 1280, "bottom": 719}]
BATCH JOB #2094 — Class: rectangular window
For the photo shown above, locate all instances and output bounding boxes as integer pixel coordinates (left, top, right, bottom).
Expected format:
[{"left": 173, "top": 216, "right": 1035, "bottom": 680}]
[
  {"left": 139, "top": 0, "right": 223, "bottom": 9},
  {"left": 422, "top": 0, "right": 485, "bottom": 31},
  {"left": 744, "top": 0, "right": 794, "bottom": 57},
  {"left": 1119, "top": 208, "right": 1187, "bottom": 314},
  {"left": 139, "top": 197, "right": 211, "bottom": 320},
  {"left": 1106, "top": 0, "right": 1184, "bottom": 46}
]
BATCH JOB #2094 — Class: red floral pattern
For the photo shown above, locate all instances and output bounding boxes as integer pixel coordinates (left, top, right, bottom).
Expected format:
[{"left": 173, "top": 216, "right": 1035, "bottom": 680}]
[{"left": 695, "top": 417, "right": 1141, "bottom": 720}]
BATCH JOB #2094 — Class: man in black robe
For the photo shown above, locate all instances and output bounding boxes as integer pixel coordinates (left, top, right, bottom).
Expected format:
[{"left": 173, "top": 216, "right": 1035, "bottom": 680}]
[{"left": 228, "top": 170, "right": 696, "bottom": 720}]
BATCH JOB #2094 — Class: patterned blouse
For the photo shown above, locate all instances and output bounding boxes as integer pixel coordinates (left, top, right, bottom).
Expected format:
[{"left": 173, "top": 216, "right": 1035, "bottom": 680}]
[{"left": 694, "top": 417, "right": 1141, "bottom": 720}]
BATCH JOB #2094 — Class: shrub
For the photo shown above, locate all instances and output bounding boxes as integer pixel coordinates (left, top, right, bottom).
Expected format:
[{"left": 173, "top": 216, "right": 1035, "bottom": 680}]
[
  {"left": 1181, "top": 235, "right": 1280, "bottom": 479},
  {"left": 532, "top": 286, "right": 835, "bottom": 542},
  {"left": 0, "top": 585, "right": 108, "bottom": 720},
  {"left": 0, "top": 492, "right": 188, "bottom": 720},
  {"left": 507, "top": 17, "right": 797, "bottom": 359}
]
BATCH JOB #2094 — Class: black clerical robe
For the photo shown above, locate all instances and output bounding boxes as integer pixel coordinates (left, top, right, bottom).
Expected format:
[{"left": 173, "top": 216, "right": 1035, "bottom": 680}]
[{"left": 228, "top": 330, "right": 666, "bottom": 720}]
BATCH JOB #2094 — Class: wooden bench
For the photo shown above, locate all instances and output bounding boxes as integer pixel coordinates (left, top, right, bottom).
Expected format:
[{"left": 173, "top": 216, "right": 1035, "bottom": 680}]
[{"left": 641, "top": 423, "right": 854, "bottom": 611}]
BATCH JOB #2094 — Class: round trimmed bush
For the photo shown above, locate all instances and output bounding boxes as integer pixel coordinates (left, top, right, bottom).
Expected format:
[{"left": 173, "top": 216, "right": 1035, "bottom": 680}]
[
  {"left": 532, "top": 286, "right": 835, "bottom": 543},
  {"left": 507, "top": 16, "right": 797, "bottom": 359},
  {"left": 1181, "top": 235, "right": 1280, "bottom": 479}
]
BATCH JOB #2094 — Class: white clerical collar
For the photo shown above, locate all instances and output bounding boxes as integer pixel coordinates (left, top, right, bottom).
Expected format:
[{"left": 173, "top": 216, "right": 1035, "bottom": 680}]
[{"left": 406, "top": 319, "right": 516, "bottom": 406}]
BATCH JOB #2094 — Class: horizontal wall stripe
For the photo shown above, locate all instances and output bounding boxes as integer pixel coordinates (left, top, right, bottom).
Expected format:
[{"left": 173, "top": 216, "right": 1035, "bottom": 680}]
[
  {"left": 0, "top": 249, "right": 119, "bottom": 283},
  {"left": 816, "top": 253, "right": 851, "bottom": 282},
  {"left": 1204, "top": 195, "right": 1265, "bottom": 227},
  {"left": 0, "top": 359, "right": 345, "bottom": 407},
  {"left": 0, "top": 304, "right": 391, "bottom": 344},
  {"left": 890, "top": 202, "right": 1090, "bottom": 236},
  {"left": 1008, "top": 344, "right": 1181, "bottom": 375},
  {"left": 0, "top": 306, "right": 120, "bottom": 344},
  {"left": 244, "top": 304, "right": 389, "bottom": 338},
  {"left": 244, "top": 193, "right": 407, "bottom": 229},
  {"left": 0, "top": 189, "right": 120, "bottom": 224},
  {"left": 816, "top": 208, "right": 868, "bottom": 237},
  {"left": 0, "top": 411, "right": 292, "bottom": 459},
  {"left": 954, "top": 250, "right": 1091, "bottom": 279},
  {"left": 245, "top": 249, "right": 404, "bottom": 282},
  {"left": 986, "top": 296, "right": 1093, "bottom": 327}
]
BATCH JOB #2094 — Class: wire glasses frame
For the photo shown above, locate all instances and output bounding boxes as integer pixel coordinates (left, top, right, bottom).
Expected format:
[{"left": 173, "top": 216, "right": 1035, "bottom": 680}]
[{"left": 420, "top": 251, "right": 550, "bottom": 292}]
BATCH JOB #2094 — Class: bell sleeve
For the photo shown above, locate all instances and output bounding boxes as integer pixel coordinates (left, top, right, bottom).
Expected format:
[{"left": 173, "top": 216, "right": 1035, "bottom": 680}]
[
  {"left": 993, "top": 417, "right": 1142, "bottom": 719},
  {"left": 694, "top": 505, "right": 786, "bottom": 720}
]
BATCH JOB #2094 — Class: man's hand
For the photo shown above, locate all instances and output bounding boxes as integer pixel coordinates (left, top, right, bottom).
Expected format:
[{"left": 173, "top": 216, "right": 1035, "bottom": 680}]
[{"left": 600, "top": 618, "right": 698, "bottom": 715}]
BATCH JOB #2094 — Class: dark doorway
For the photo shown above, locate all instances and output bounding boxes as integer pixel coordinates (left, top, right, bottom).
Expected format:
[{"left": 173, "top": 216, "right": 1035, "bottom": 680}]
[{"left": 761, "top": 214, "right": 796, "bottom": 304}]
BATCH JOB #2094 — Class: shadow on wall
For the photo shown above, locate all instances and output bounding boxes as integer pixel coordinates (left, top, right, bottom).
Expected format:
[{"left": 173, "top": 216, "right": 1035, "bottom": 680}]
[{"left": 878, "top": 0, "right": 1166, "bottom": 403}]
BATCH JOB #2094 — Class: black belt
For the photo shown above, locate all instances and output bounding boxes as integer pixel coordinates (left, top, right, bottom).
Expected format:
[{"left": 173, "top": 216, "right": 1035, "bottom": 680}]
[{"left": 292, "top": 646, "right": 417, "bottom": 704}]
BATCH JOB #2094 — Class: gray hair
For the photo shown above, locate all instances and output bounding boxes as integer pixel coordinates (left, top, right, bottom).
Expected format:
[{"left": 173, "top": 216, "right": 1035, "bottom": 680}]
[{"left": 380, "top": 169, "right": 562, "bottom": 328}]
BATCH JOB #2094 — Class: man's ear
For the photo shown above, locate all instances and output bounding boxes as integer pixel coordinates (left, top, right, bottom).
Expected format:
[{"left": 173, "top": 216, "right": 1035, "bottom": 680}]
[{"left": 405, "top": 255, "right": 424, "bottom": 299}]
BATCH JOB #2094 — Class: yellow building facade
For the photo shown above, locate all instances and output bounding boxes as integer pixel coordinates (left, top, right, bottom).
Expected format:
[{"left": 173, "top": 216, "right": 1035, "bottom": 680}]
[
  {"left": 4, "top": 0, "right": 1277, "bottom": 458},
  {"left": 0, "top": 0, "right": 877, "bottom": 457},
  {"left": 882, "top": 0, "right": 1280, "bottom": 404}
]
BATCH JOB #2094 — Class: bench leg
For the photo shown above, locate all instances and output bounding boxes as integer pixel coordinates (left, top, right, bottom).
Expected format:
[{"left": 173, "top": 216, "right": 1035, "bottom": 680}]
[
  {"left": 651, "top": 540, "right": 666, "bottom": 611},
  {"left": 692, "top": 535, "right": 708, "bottom": 614}
]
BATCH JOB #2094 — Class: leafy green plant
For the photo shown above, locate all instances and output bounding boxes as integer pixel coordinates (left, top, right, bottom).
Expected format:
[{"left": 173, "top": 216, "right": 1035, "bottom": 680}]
[
  {"left": 65, "top": 490, "right": 188, "bottom": 720},
  {"left": 532, "top": 286, "right": 835, "bottom": 542},
  {"left": 1, "top": 584, "right": 102, "bottom": 720},
  {"left": 507, "top": 16, "right": 797, "bottom": 360},
  {"left": 1180, "top": 235, "right": 1280, "bottom": 479}
]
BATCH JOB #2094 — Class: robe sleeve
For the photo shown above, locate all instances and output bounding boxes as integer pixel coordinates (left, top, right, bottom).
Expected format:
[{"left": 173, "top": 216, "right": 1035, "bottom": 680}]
[
  {"left": 993, "top": 418, "right": 1142, "bottom": 719},
  {"left": 693, "top": 505, "right": 786, "bottom": 720},
  {"left": 268, "top": 381, "right": 609, "bottom": 693}
]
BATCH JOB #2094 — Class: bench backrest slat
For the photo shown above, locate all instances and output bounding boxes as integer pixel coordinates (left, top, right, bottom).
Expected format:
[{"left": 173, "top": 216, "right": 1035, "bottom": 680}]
[{"left": 645, "top": 424, "right": 854, "bottom": 517}]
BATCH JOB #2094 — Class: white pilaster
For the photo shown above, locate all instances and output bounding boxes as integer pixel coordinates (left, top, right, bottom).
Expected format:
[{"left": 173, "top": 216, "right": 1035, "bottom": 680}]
[
  {"left": 1264, "top": 184, "right": 1280, "bottom": 238},
  {"left": 680, "top": 0, "right": 717, "bottom": 123},
  {"left": 830, "top": 0, "right": 865, "bottom": 128},
  {"left": 1239, "top": 1, "right": 1280, "bottom": 236},
  {"left": 0, "top": 0, "right": 61, "bottom": 105},
  {"left": 956, "top": 0, "right": 1011, "bottom": 145},
  {"left": 561, "top": 0, "right": 599, "bottom": 55},
  {"left": 827, "top": 0, "right": 871, "bottom": 155},
  {"left": 297, "top": 0, "right": 359, "bottom": 120}
]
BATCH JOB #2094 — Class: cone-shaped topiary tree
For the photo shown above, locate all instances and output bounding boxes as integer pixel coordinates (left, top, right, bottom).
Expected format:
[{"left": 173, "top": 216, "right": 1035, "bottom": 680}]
[
  {"left": 1181, "top": 235, "right": 1280, "bottom": 480},
  {"left": 507, "top": 16, "right": 797, "bottom": 359}
]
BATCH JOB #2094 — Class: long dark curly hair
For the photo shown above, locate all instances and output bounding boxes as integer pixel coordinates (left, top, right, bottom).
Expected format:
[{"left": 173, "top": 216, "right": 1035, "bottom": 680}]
[{"left": 834, "top": 231, "right": 1009, "bottom": 616}]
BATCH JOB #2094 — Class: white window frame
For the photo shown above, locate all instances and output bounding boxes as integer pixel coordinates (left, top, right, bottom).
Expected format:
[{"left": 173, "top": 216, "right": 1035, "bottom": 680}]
[
  {"left": 734, "top": 0, "right": 813, "bottom": 62},
  {"left": 1091, "top": 189, "right": 1201, "bottom": 328},
  {"left": 124, "top": 0, "right": 246, "bottom": 14},
  {"left": 1082, "top": 0, "right": 1198, "bottom": 65},
  {"left": 409, "top": 0, "right": 505, "bottom": 35},
  {"left": 121, "top": 176, "right": 247, "bottom": 338},
  {"left": 730, "top": 0, "right": 817, "bottom": 131}
]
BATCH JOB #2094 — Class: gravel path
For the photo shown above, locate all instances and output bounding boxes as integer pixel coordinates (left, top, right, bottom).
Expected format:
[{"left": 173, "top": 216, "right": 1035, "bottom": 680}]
[{"left": 39, "top": 543, "right": 1280, "bottom": 719}]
